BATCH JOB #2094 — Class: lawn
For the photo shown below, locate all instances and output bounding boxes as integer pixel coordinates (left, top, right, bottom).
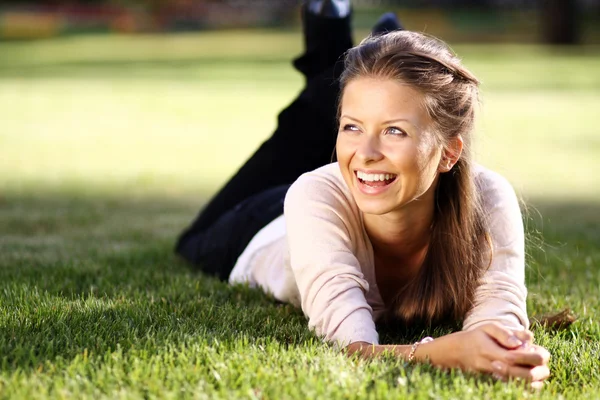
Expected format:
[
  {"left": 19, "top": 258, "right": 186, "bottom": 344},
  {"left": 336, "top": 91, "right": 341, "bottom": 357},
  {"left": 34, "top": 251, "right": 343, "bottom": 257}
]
[{"left": 0, "top": 30, "right": 599, "bottom": 399}]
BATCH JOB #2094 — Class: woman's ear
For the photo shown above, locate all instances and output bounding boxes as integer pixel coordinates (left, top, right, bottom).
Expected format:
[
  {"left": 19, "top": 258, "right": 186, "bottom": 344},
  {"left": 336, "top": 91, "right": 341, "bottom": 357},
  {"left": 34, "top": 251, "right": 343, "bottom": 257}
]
[{"left": 439, "top": 135, "right": 464, "bottom": 173}]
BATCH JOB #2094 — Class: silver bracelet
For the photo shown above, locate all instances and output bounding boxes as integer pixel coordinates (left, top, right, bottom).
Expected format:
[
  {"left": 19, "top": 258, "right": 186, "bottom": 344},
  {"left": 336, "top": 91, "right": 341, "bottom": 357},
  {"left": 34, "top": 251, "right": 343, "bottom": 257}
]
[{"left": 407, "top": 336, "right": 434, "bottom": 362}]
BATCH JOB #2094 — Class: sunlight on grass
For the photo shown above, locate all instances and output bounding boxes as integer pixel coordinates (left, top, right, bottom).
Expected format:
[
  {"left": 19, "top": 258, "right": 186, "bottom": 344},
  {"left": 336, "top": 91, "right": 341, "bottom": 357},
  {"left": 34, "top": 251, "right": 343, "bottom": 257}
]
[
  {"left": 476, "top": 91, "right": 600, "bottom": 200},
  {"left": 0, "top": 78, "right": 293, "bottom": 195}
]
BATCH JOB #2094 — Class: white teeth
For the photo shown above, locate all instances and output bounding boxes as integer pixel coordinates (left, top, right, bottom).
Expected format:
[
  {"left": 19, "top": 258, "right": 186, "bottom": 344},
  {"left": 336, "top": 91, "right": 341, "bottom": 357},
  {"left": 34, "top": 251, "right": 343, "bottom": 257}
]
[{"left": 356, "top": 171, "right": 396, "bottom": 182}]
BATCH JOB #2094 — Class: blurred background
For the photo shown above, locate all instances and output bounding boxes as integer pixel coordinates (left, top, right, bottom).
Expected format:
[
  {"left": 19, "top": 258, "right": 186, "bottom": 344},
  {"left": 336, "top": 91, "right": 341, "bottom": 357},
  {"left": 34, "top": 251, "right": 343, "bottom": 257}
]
[
  {"left": 1, "top": 0, "right": 599, "bottom": 251},
  {"left": 1, "top": 0, "right": 600, "bottom": 43}
]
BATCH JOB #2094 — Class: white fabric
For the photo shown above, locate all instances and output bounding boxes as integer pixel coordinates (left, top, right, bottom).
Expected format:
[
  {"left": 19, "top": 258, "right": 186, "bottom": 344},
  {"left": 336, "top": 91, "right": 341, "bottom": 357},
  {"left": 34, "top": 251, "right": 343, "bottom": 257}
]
[{"left": 229, "top": 162, "right": 529, "bottom": 347}]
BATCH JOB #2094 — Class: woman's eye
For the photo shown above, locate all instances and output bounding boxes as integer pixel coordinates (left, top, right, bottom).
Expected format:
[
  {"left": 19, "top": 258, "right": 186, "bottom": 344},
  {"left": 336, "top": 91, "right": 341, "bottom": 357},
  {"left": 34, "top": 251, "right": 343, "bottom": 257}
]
[
  {"left": 386, "top": 126, "right": 406, "bottom": 136},
  {"left": 343, "top": 124, "right": 360, "bottom": 132}
]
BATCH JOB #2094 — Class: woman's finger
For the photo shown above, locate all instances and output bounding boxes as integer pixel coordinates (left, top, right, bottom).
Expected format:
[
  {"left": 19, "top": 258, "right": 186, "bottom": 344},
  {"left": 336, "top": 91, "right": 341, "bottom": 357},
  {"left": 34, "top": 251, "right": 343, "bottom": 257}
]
[
  {"left": 512, "top": 329, "right": 534, "bottom": 344},
  {"left": 506, "top": 345, "right": 551, "bottom": 367},
  {"left": 492, "top": 361, "right": 550, "bottom": 382},
  {"left": 510, "top": 365, "right": 550, "bottom": 382},
  {"left": 491, "top": 360, "right": 508, "bottom": 377},
  {"left": 481, "top": 323, "right": 524, "bottom": 349}
]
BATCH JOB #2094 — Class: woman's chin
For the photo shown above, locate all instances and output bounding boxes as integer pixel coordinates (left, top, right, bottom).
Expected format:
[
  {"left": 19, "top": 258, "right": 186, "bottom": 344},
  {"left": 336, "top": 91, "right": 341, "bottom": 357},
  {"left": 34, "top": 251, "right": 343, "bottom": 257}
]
[{"left": 355, "top": 198, "right": 396, "bottom": 216}]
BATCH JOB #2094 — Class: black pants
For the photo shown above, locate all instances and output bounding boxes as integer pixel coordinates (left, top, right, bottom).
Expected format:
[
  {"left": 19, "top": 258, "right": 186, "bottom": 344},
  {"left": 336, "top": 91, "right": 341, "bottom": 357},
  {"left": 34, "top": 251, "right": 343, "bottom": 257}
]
[{"left": 175, "top": 9, "right": 353, "bottom": 280}]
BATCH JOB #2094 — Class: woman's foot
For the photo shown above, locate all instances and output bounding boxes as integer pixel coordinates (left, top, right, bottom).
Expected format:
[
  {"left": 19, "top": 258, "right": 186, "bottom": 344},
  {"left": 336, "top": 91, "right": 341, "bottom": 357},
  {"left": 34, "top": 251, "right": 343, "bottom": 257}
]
[
  {"left": 372, "top": 12, "right": 403, "bottom": 35},
  {"left": 307, "top": 0, "right": 351, "bottom": 18},
  {"left": 294, "top": 0, "right": 353, "bottom": 80}
]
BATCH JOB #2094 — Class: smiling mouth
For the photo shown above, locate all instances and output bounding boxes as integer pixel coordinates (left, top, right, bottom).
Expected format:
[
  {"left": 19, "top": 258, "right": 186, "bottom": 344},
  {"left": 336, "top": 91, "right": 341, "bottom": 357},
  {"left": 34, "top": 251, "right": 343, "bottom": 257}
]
[{"left": 355, "top": 171, "right": 397, "bottom": 187}]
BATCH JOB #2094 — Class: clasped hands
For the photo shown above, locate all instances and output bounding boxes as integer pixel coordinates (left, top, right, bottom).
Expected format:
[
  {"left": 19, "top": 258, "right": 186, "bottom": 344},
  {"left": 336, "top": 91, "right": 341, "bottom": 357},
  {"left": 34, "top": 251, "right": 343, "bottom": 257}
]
[
  {"left": 345, "top": 321, "right": 551, "bottom": 388},
  {"left": 453, "top": 322, "right": 551, "bottom": 388}
]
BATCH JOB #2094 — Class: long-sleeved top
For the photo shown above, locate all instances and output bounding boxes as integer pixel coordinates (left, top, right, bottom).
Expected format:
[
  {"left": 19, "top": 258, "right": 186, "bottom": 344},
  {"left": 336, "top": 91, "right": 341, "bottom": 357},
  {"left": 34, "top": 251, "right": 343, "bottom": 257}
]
[{"left": 229, "top": 162, "right": 529, "bottom": 346}]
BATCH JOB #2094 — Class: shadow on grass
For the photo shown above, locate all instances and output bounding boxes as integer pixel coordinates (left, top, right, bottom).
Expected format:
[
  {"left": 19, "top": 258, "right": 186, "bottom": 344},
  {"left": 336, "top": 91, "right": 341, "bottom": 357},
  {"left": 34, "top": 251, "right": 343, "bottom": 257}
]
[
  {"left": 0, "top": 191, "right": 598, "bottom": 373},
  {"left": 524, "top": 198, "right": 600, "bottom": 243},
  {"left": 0, "top": 191, "right": 313, "bottom": 372},
  {"left": 522, "top": 198, "right": 600, "bottom": 285},
  {"left": 0, "top": 257, "right": 312, "bottom": 372}
]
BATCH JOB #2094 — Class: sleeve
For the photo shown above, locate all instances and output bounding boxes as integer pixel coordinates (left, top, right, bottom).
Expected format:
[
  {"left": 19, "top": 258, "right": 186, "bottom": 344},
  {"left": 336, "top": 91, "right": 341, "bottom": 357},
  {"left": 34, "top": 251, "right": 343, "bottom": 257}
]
[
  {"left": 462, "top": 170, "right": 530, "bottom": 331},
  {"left": 284, "top": 174, "right": 379, "bottom": 347}
]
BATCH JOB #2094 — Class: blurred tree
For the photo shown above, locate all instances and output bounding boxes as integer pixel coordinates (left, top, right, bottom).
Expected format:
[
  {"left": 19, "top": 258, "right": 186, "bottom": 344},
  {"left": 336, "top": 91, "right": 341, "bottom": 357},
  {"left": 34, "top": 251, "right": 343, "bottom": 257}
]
[{"left": 541, "top": 0, "right": 580, "bottom": 44}]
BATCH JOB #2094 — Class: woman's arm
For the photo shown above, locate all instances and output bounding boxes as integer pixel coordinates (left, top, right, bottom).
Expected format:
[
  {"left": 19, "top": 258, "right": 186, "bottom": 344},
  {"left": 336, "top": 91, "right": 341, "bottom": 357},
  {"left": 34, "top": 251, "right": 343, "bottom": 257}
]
[
  {"left": 346, "top": 323, "right": 550, "bottom": 384},
  {"left": 463, "top": 168, "right": 529, "bottom": 331},
  {"left": 284, "top": 169, "right": 380, "bottom": 346}
]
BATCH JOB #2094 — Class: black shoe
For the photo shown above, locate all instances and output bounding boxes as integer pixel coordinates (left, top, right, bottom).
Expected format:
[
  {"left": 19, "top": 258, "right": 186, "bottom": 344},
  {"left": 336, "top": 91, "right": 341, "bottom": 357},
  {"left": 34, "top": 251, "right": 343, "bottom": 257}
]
[
  {"left": 372, "top": 12, "right": 403, "bottom": 35},
  {"left": 294, "top": 0, "right": 353, "bottom": 80},
  {"left": 307, "top": 0, "right": 351, "bottom": 18}
]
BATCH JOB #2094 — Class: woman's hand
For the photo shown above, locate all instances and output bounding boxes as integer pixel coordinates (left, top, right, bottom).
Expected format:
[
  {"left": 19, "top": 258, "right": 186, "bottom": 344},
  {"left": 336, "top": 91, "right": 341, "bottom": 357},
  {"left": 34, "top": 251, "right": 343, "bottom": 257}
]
[
  {"left": 346, "top": 322, "right": 551, "bottom": 387},
  {"left": 448, "top": 323, "right": 550, "bottom": 387},
  {"left": 479, "top": 324, "right": 551, "bottom": 386},
  {"left": 492, "top": 344, "right": 551, "bottom": 388},
  {"left": 426, "top": 322, "right": 524, "bottom": 371},
  {"left": 421, "top": 322, "right": 550, "bottom": 385}
]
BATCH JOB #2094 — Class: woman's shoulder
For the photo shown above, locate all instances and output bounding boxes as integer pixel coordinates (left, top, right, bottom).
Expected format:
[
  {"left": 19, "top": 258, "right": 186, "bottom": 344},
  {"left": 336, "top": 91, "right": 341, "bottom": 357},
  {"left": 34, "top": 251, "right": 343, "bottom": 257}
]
[
  {"left": 284, "top": 163, "right": 365, "bottom": 235},
  {"left": 286, "top": 162, "right": 355, "bottom": 207},
  {"left": 473, "top": 165, "right": 523, "bottom": 238},
  {"left": 473, "top": 164, "right": 519, "bottom": 203}
]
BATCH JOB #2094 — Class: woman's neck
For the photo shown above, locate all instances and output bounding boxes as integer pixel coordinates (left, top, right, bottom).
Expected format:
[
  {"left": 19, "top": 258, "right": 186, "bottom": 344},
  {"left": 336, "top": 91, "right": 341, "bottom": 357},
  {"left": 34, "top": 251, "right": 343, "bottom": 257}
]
[{"left": 363, "top": 198, "right": 435, "bottom": 262}]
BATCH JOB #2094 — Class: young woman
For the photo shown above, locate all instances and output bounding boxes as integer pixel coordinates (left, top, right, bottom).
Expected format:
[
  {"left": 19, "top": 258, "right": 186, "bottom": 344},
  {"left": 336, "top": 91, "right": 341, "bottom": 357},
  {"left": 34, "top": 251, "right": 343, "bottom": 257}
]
[{"left": 176, "top": 1, "right": 550, "bottom": 386}]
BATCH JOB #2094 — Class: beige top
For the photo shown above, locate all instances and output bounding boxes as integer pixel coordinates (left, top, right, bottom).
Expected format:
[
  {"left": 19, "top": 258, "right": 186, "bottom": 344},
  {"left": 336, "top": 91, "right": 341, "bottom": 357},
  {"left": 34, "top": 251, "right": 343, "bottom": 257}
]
[{"left": 229, "top": 162, "right": 528, "bottom": 346}]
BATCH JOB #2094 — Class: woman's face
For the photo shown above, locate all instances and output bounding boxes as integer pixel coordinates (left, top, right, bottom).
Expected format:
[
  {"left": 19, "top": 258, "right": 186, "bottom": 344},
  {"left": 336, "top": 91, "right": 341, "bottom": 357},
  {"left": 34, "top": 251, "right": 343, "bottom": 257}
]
[{"left": 336, "top": 77, "right": 443, "bottom": 216}]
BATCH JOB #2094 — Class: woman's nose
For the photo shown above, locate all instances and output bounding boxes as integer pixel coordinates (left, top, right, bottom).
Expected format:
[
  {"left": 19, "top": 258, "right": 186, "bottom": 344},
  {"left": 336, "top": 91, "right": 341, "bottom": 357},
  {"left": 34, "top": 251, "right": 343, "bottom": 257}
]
[{"left": 356, "top": 135, "right": 384, "bottom": 163}]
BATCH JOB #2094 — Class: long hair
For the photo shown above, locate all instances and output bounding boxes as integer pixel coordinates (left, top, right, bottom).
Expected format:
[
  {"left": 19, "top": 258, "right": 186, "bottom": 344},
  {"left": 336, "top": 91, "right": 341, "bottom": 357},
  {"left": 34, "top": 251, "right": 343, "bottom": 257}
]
[{"left": 339, "top": 31, "right": 491, "bottom": 327}]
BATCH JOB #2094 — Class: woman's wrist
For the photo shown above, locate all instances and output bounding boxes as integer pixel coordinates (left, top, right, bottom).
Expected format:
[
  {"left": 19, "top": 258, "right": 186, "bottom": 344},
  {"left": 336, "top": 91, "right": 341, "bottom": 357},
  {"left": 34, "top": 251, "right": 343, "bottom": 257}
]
[
  {"left": 408, "top": 336, "right": 434, "bottom": 362},
  {"left": 412, "top": 333, "right": 462, "bottom": 369},
  {"left": 345, "top": 332, "right": 464, "bottom": 369}
]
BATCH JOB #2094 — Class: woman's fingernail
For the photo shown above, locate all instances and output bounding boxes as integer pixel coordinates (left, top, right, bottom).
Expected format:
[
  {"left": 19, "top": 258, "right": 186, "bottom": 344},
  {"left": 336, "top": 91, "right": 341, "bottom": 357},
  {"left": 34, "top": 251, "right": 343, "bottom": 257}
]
[
  {"left": 508, "top": 336, "right": 522, "bottom": 347},
  {"left": 491, "top": 361, "right": 505, "bottom": 373}
]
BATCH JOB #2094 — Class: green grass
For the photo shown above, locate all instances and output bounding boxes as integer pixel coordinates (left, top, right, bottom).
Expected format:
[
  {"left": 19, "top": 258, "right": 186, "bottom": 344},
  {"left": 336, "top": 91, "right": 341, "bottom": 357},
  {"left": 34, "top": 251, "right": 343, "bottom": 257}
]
[{"left": 0, "top": 31, "right": 599, "bottom": 399}]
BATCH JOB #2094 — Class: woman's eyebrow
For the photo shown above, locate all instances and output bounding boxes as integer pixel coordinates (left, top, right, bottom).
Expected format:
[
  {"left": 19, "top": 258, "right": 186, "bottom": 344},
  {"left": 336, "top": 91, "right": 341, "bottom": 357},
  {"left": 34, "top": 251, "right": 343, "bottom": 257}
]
[
  {"left": 340, "top": 115, "right": 362, "bottom": 123},
  {"left": 382, "top": 118, "right": 413, "bottom": 125},
  {"left": 341, "top": 115, "right": 419, "bottom": 129}
]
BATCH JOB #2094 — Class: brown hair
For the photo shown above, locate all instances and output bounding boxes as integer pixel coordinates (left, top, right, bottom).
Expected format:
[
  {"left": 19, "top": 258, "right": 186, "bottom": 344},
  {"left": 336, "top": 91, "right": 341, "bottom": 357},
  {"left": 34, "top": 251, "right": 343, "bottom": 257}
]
[{"left": 339, "top": 31, "right": 490, "bottom": 328}]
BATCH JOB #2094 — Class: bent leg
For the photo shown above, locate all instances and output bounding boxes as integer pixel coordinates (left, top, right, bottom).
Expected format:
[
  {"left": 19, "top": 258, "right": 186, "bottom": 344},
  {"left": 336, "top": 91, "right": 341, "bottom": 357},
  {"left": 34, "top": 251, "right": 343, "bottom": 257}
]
[{"left": 177, "top": 185, "right": 290, "bottom": 280}]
